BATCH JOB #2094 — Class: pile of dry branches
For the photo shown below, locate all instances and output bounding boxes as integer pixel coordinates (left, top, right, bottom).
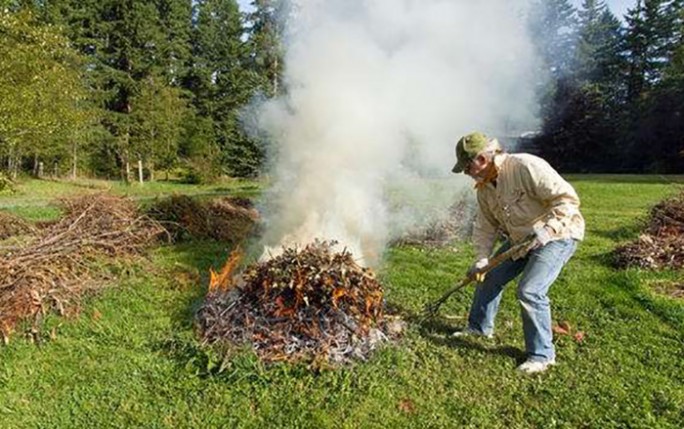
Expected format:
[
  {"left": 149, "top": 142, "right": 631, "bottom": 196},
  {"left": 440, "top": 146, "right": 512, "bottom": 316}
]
[
  {"left": 0, "top": 194, "right": 164, "bottom": 341},
  {"left": 148, "top": 195, "right": 259, "bottom": 243},
  {"left": 0, "top": 211, "right": 36, "bottom": 240},
  {"left": 614, "top": 191, "right": 684, "bottom": 269},
  {"left": 197, "top": 241, "right": 401, "bottom": 364}
]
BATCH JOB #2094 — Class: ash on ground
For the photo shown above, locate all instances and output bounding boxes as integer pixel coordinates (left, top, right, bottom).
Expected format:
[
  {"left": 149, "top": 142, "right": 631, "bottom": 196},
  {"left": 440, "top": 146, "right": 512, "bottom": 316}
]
[{"left": 196, "top": 241, "right": 404, "bottom": 365}]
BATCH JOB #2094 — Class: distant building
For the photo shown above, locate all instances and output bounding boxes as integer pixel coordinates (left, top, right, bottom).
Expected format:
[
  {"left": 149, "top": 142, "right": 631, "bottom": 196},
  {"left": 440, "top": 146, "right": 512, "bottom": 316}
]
[{"left": 496, "top": 131, "right": 541, "bottom": 155}]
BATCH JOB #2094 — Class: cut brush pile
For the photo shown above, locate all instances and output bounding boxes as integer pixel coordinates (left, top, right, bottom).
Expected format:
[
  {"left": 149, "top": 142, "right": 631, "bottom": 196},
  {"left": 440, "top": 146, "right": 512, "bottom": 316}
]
[
  {"left": 197, "top": 241, "right": 402, "bottom": 365},
  {"left": 0, "top": 194, "right": 164, "bottom": 342},
  {"left": 614, "top": 191, "right": 684, "bottom": 269},
  {"left": 393, "top": 198, "right": 476, "bottom": 247},
  {"left": 148, "top": 195, "right": 259, "bottom": 243},
  {"left": 0, "top": 211, "right": 36, "bottom": 240}
]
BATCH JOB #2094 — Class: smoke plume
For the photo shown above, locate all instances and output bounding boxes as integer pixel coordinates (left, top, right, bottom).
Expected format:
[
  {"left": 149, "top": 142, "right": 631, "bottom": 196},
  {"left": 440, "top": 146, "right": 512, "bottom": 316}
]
[{"left": 256, "top": 0, "right": 539, "bottom": 266}]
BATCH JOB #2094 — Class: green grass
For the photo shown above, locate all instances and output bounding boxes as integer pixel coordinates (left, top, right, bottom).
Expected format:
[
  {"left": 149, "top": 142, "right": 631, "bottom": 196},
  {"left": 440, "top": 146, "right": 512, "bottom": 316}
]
[
  {"left": 1, "top": 176, "right": 683, "bottom": 428},
  {"left": 0, "top": 177, "right": 264, "bottom": 221}
]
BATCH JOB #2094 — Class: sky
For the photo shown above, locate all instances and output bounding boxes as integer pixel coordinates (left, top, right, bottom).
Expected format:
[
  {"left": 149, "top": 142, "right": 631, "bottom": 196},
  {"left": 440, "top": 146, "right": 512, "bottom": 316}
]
[{"left": 573, "top": 0, "right": 636, "bottom": 19}]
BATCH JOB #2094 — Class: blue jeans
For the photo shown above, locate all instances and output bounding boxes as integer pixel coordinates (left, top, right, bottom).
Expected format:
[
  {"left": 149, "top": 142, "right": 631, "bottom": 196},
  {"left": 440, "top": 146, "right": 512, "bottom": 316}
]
[{"left": 467, "top": 239, "right": 577, "bottom": 362}]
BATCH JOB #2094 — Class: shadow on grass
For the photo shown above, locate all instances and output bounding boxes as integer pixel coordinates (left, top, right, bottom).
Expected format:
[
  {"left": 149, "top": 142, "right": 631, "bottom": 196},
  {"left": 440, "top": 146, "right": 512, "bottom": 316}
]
[
  {"left": 388, "top": 302, "right": 527, "bottom": 364},
  {"left": 419, "top": 316, "right": 527, "bottom": 364}
]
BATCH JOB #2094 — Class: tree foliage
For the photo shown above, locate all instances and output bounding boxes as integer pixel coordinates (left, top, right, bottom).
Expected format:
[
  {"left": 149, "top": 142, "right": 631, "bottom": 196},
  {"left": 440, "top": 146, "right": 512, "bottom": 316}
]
[
  {"left": 0, "top": 9, "right": 90, "bottom": 178},
  {"left": 531, "top": 0, "right": 684, "bottom": 173}
]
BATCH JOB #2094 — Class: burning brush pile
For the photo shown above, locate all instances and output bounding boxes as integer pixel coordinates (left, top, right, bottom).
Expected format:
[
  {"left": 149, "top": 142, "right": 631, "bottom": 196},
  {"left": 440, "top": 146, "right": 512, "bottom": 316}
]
[
  {"left": 197, "top": 241, "right": 402, "bottom": 365},
  {"left": 0, "top": 194, "right": 164, "bottom": 341},
  {"left": 614, "top": 191, "right": 684, "bottom": 269}
]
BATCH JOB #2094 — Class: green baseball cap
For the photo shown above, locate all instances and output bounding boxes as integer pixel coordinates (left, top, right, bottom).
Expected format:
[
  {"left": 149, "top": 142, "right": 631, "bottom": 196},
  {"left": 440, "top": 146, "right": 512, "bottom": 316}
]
[{"left": 451, "top": 132, "right": 490, "bottom": 173}]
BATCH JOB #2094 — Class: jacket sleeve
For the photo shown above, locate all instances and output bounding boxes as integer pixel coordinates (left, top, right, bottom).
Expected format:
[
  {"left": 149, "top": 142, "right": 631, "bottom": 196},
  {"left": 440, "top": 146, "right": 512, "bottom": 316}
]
[
  {"left": 472, "top": 192, "right": 499, "bottom": 260},
  {"left": 519, "top": 158, "right": 582, "bottom": 235}
]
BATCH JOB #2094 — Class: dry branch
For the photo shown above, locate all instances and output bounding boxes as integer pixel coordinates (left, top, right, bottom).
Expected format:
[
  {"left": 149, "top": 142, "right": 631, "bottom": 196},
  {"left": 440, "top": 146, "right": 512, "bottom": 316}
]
[
  {"left": 0, "top": 211, "right": 36, "bottom": 240},
  {"left": 197, "top": 241, "right": 402, "bottom": 365},
  {"left": 148, "top": 195, "right": 259, "bottom": 243},
  {"left": 614, "top": 191, "right": 684, "bottom": 269},
  {"left": 0, "top": 194, "right": 164, "bottom": 341}
]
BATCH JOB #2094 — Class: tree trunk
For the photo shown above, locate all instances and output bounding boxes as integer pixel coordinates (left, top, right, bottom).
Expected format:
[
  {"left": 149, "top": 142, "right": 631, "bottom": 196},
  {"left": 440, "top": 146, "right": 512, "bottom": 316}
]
[
  {"left": 273, "top": 56, "right": 279, "bottom": 95},
  {"left": 138, "top": 159, "right": 144, "bottom": 184},
  {"left": 33, "top": 154, "right": 39, "bottom": 177},
  {"left": 71, "top": 141, "right": 77, "bottom": 180},
  {"left": 125, "top": 160, "right": 131, "bottom": 183}
]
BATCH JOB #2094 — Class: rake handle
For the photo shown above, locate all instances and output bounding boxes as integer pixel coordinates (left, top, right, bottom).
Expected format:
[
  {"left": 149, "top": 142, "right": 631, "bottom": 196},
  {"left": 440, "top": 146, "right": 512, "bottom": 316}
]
[{"left": 422, "top": 237, "right": 536, "bottom": 318}]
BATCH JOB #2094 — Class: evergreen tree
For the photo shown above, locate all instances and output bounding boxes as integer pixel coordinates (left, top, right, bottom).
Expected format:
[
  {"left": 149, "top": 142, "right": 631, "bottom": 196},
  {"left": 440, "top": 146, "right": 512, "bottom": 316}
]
[
  {"left": 246, "top": 0, "right": 288, "bottom": 96},
  {"left": 95, "top": 0, "right": 167, "bottom": 180},
  {"left": 624, "top": 0, "right": 681, "bottom": 100},
  {"left": 157, "top": 0, "right": 192, "bottom": 86},
  {"left": 130, "top": 74, "right": 189, "bottom": 181},
  {"left": 627, "top": 0, "right": 684, "bottom": 172},
  {"left": 575, "top": 0, "right": 624, "bottom": 90},
  {"left": 187, "top": 0, "right": 263, "bottom": 177},
  {"left": 528, "top": 0, "right": 578, "bottom": 127}
]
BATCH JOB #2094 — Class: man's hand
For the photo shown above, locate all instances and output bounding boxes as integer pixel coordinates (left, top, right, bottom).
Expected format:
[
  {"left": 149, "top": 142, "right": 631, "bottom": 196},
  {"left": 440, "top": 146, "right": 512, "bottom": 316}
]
[
  {"left": 532, "top": 223, "right": 554, "bottom": 248},
  {"left": 468, "top": 258, "right": 489, "bottom": 283}
]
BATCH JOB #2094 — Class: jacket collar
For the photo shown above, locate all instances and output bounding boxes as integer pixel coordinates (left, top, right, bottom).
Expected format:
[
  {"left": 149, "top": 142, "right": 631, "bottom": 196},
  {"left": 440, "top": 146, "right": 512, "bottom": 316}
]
[{"left": 475, "top": 153, "right": 507, "bottom": 190}]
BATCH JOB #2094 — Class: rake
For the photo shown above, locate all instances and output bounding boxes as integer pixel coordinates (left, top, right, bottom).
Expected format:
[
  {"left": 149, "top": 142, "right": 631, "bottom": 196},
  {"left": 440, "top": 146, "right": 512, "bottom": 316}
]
[{"left": 422, "top": 237, "right": 536, "bottom": 320}]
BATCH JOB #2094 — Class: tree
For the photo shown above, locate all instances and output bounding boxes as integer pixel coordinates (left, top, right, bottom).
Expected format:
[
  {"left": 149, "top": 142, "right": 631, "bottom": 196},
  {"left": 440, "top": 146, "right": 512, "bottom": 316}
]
[
  {"left": 575, "top": 1, "right": 625, "bottom": 90},
  {"left": 624, "top": 0, "right": 684, "bottom": 172},
  {"left": 246, "top": 0, "right": 288, "bottom": 97},
  {"left": 624, "top": 0, "right": 681, "bottom": 101},
  {"left": 186, "top": 0, "right": 264, "bottom": 177},
  {"left": 97, "top": 0, "right": 169, "bottom": 181},
  {"left": 157, "top": 0, "right": 192, "bottom": 86},
  {"left": 0, "top": 9, "right": 90, "bottom": 178},
  {"left": 130, "top": 75, "right": 189, "bottom": 181}
]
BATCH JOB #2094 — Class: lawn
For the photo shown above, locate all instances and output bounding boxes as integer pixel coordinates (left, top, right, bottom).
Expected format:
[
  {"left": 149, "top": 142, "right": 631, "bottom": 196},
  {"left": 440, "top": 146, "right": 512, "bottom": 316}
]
[
  {"left": 0, "top": 176, "right": 263, "bottom": 221},
  {"left": 0, "top": 176, "right": 682, "bottom": 428}
]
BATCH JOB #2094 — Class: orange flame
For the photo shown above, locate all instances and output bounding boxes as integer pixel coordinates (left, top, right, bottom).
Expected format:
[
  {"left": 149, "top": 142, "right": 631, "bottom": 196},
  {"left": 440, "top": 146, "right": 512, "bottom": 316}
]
[{"left": 209, "top": 247, "right": 244, "bottom": 292}]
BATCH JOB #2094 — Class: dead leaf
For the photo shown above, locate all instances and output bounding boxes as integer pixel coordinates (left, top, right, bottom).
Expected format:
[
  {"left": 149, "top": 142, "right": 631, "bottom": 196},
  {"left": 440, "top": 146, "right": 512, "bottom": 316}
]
[
  {"left": 398, "top": 398, "right": 416, "bottom": 414},
  {"left": 574, "top": 331, "right": 585, "bottom": 343},
  {"left": 92, "top": 309, "right": 102, "bottom": 321},
  {"left": 553, "top": 321, "right": 572, "bottom": 336}
]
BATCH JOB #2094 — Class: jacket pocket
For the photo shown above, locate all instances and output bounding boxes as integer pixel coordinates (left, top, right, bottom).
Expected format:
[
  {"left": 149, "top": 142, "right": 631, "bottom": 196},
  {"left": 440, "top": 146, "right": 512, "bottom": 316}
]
[{"left": 501, "top": 189, "right": 529, "bottom": 226}]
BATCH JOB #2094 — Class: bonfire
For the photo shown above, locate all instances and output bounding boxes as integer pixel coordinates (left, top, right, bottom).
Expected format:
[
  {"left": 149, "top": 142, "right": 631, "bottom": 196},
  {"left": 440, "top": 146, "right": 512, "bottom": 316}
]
[{"left": 197, "top": 240, "right": 402, "bottom": 365}]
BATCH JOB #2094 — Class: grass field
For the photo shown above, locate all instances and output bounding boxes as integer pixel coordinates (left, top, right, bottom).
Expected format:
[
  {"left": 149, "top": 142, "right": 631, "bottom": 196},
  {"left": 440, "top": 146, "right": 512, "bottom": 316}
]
[
  {"left": 0, "top": 177, "right": 263, "bottom": 221},
  {"left": 0, "top": 176, "right": 683, "bottom": 428}
]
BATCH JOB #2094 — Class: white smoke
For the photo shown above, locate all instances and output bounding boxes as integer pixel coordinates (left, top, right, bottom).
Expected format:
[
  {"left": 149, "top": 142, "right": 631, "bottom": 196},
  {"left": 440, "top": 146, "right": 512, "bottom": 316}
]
[{"left": 256, "top": 0, "right": 539, "bottom": 266}]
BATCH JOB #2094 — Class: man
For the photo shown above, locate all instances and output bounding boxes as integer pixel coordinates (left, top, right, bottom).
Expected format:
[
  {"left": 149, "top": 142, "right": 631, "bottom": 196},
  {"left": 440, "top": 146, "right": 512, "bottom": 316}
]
[{"left": 451, "top": 131, "right": 585, "bottom": 374}]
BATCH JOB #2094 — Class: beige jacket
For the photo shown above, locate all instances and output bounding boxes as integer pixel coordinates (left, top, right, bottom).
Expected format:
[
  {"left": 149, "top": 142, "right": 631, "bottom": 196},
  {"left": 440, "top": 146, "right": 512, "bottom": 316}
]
[{"left": 473, "top": 153, "right": 585, "bottom": 260}]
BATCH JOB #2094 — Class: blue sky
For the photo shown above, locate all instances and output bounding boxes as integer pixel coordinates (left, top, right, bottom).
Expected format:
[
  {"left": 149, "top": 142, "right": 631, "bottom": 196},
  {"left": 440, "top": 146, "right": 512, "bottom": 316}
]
[{"left": 573, "top": 0, "right": 636, "bottom": 19}]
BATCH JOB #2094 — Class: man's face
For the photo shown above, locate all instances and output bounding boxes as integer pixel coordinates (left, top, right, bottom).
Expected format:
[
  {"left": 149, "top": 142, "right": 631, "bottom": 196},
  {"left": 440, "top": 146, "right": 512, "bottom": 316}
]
[{"left": 465, "top": 154, "right": 490, "bottom": 179}]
